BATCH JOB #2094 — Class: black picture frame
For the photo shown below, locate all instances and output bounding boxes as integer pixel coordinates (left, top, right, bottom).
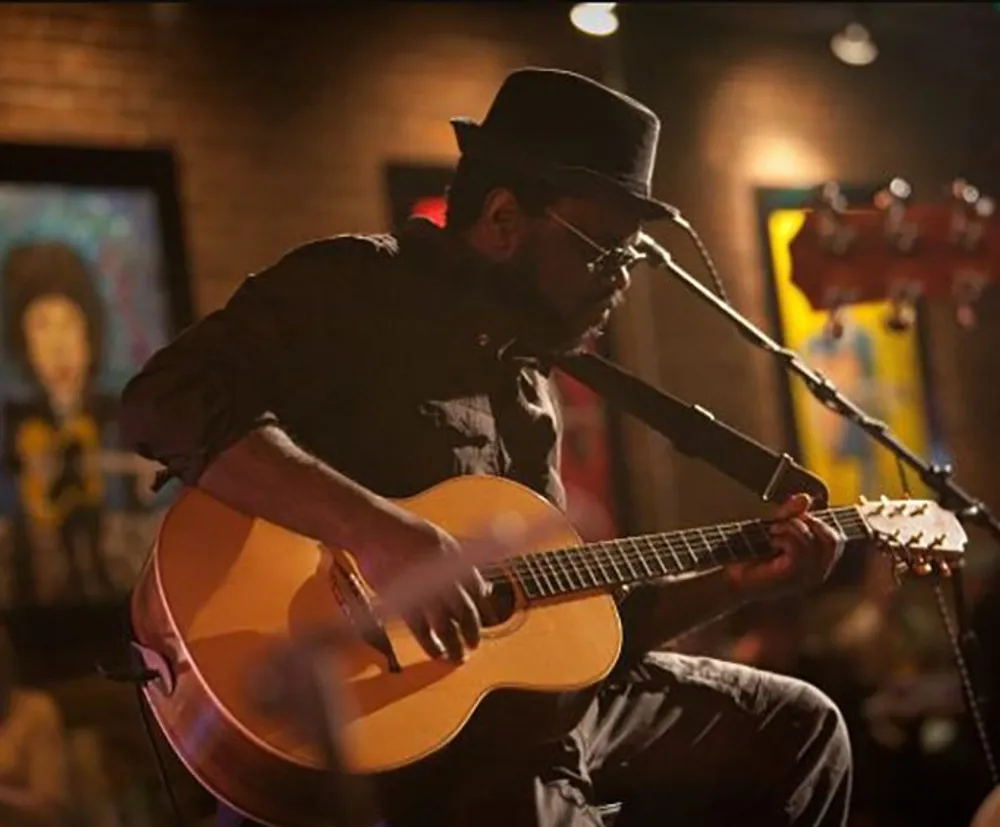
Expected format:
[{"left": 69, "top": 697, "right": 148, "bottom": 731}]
[{"left": 0, "top": 142, "right": 193, "bottom": 679}]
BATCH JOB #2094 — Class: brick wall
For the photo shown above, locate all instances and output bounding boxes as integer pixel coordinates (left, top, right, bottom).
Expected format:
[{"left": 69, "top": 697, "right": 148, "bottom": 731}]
[{"left": 0, "top": 2, "right": 602, "bottom": 312}]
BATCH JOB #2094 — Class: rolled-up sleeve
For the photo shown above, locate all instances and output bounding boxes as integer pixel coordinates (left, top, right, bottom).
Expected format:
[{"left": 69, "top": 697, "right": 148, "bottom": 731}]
[{"left": 120, "top": 237, "right": 371, "bottom": 487}]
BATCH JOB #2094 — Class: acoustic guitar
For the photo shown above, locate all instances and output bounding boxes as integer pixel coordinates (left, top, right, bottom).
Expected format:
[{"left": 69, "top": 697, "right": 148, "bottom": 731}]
[{"left": 129, "top": 475, "right": 967, "bottom": 827}]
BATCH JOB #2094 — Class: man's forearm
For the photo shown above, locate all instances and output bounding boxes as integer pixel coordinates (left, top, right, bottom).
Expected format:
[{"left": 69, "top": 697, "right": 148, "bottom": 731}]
[
  {"left": 621, "top": 568, "right": 746, "bottom": 656},
  {"left": 197, "top": 425, "right": 405, "bottom": 553}
]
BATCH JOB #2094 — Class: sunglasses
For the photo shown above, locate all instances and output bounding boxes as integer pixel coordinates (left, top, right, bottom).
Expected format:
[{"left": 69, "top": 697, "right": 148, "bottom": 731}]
[{"left": 546, "top": 209, "right": 646, "bottom": 284}]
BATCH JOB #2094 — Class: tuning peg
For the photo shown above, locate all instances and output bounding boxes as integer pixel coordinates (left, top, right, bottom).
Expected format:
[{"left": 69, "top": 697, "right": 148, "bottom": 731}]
[
  {"left": 867, "top": 498, "right": 886, "bottom": 516},
  {"left": 884, "top": 282, "right": 920, "bottom": 333},
  {"left": 953, "top": 271, "right": 986, "bottom": 330},
  {"left": 891, "top": 559, "right": 910, "bottom": 585},
  {"left": 814, "top": 182, "right": 854, "bottom": 255},
  {"left": 913, "top": 558, "right": 934, "bottom": 577},
  {"left": 876, "top": 177, "right": 918, "bottom": 253},
  {"left": 936, "top": 560, "right": 953, "bottom": 578},
  {"left": 949, "top": 180, "right": 993, "bottom": 251},
  {"left": 976, "top": 195, "right": 995, "bottom": 220}
]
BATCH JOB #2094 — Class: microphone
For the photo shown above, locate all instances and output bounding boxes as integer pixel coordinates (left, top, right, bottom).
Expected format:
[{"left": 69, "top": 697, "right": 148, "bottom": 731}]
[{"left": 632, "top": 230, "right": 673, "bottom": 267}]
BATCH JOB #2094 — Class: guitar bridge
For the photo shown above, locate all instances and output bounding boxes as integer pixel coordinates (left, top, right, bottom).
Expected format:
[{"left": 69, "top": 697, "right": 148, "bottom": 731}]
[{"left": 329, "top": 560, "right": 401, "bottom": 674}]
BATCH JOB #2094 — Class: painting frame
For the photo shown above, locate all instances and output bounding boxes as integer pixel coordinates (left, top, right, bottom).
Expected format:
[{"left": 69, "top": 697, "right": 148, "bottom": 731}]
[
  {"left": 754, "top": 185, "right": 948, "bottom": 514},
  {"left": 382, "top": 160, "right": 635, "bottom": 538},
  {"left": 0, "top": 142, "right": 193, "bottom": 676}
]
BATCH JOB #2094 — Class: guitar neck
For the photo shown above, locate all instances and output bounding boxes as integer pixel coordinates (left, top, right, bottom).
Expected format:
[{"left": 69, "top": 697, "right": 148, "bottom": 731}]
[{"left": 509, "top": 507, "right": 871, "bottom": 601}]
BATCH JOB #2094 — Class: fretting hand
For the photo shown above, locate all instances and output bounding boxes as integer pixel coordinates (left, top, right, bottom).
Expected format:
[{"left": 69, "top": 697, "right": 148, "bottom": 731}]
[{"left": 726, "top": 493, "right": 845, "bottom": 603}]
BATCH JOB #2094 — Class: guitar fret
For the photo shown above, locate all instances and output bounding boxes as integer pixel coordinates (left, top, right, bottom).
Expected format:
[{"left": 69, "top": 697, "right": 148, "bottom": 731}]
[
  {"left": 523, "top": 558, "right": 552, "bottom": 597},
  {"left": 828, "top": 510, "right": 847, "bottom": 538},
  {"left": 558, "top": 549, "right": 588, "bottom": 591},
  {"left": 645, "top": 536, "right": 671, "bottom": 576},
  {"left": 696, "top": 528, "right": 719, "bottom": 567},
  {"left": 524, "top": 554, "right": 554, "bottom": 597},
  {"left": 509, "top": 563, "right": 541, "bottom": 600},
  {"left": 584, "top": 547, "right": 613, "bottom": 587},
  {"left": 715, "top": 526, "right": 737, "bottom": 563},
  {"left": 570, "top": 551, "right": 599, "bottom": 589},
  {"left": 631, "top": 538, "right": 655, "bottom": 577},
  {"left": 616, "top": 540, "right": 642, "bottom": 581},
  {"left": 600, "top": 543, "right": 627, "bottom": 583},
  {"left": 661, "top": 536, "right": 684, "bottom": 573},
  {"left": 561, "top": 549, "right": 590, "bottom": 591},
  {"left": 582, "top": 552, "right": 603, "bottom": 588},
  {"left": 680, "top": 531, "right": 699, "bottom": 567},
  {"left": 543, "top": 551, "right": 571, "bottom": 594}
]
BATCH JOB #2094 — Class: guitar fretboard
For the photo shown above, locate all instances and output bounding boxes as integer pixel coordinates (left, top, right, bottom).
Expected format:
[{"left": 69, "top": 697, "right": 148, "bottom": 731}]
[{"left": 506, "top": 507, "right": 869, "bottom": 601}]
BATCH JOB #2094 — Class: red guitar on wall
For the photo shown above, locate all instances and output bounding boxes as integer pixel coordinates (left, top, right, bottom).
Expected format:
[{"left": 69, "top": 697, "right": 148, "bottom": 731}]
[{"left": 789, "top": 178, "right": 998, "bottom": 338}]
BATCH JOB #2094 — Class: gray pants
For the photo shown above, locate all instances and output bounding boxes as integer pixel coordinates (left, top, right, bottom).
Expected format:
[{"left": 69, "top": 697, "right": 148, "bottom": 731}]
[
  {"left": 394, "top": 651, "right": 850, "bottom": 826},
  {"left": 222, "top": 652, "right": 852, "bottom": 827}
]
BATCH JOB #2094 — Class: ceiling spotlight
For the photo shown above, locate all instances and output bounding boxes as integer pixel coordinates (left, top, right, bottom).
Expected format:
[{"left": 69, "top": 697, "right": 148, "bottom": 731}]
[
  {"left": 570, "top": 3, "right": 619, "bottom": 37},
  {"left": 831, "top": 22, "right": 878, "bottom": 66}
]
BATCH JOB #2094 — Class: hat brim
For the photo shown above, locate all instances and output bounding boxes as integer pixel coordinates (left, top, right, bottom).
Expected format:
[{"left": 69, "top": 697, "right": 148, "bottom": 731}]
[{"left": 450, "top": 118, "right": 675, "bottom": 223}]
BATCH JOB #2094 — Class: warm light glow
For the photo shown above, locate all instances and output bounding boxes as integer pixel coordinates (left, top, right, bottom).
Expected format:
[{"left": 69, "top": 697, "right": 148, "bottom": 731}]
[
  {"left": 741, "top": 134, "right": 833, "bottom": 184},
  {"left": 831, "top": 23, "right": 878, "bottom": 67},
  {"left": 570, "top": 3, "right": 619, "bottom": 37}
]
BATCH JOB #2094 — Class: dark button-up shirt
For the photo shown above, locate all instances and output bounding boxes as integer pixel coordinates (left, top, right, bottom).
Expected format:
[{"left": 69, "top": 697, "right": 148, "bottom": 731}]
[
  {"left": 120, "top": 218, "right": 566, "bottom": 510},
  {"left": 120, "top": 219, "right": 663, "bottom": 780}
]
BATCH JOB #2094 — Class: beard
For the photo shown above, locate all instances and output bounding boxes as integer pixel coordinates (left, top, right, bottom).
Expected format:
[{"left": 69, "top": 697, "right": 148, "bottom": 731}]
[{"left": 490, "top": 242, "right": 620, "bottom": 356}]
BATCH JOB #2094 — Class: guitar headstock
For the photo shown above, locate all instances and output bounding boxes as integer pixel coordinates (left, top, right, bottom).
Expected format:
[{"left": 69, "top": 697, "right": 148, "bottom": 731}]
[
  {"left": 857, "top": 497, "right": 968, "bottom": 579},
  {"left": 789, "top": 178, "right": 998, "bottom": 338}
]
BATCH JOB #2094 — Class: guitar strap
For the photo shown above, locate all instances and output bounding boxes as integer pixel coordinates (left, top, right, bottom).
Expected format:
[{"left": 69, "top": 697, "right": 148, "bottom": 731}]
[{"left": 553, "top": 351, "right": 830, "bottom": 507}]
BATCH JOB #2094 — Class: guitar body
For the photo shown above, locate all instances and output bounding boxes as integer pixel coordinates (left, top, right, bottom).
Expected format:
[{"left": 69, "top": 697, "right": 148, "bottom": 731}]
[{"left": 130, "top": 475, "right": 623, "bottom": 827}]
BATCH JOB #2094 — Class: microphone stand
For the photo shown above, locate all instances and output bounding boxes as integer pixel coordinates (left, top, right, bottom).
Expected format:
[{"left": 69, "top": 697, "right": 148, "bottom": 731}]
[{"left": 637, "top": 231, "right": 1000, "bottom": 788}]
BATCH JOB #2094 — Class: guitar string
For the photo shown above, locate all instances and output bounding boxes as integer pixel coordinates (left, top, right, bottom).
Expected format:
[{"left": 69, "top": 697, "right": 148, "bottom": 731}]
[
  {"left": 482, "top": 515, "right": 872, "bottom": 582},
  {"left": 470, "top": 509, "right": 877, "bottom": 593},
  {"left": 476, "top": 515, "right": 942, "bottom": 595},
  {"left": 478, "top": 508, "right": 867, "bottom": 574}
]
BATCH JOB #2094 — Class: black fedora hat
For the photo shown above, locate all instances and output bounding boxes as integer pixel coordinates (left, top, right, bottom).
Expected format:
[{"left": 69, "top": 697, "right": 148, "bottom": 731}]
[{"left": 451, "top": 67, "right": 676, "bottom": 222}]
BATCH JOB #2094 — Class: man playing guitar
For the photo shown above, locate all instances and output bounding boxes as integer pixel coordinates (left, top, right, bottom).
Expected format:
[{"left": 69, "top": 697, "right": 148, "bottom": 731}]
[{"left": 120, "top": 68, "right": 851, "bottom": 827}]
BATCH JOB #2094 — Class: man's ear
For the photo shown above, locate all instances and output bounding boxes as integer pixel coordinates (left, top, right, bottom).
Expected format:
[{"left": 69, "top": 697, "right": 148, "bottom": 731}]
[{"left": 476, "top": 188, "right": 528, "bottom": 261}]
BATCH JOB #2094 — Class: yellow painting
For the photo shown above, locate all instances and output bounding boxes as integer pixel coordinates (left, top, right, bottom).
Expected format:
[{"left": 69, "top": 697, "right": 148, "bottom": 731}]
[{"left": 766, "top": 209, "right": 933, "bottom": 505}]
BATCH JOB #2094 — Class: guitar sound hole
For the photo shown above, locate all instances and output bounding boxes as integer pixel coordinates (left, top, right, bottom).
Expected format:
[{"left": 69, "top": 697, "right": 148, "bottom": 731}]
[{"left": 482, "top": 574, "right": 517, "bottom": 628}]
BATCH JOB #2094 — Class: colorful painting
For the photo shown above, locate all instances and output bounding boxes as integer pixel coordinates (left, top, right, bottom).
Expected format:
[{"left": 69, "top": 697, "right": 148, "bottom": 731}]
[
  {"left": 0, "top": 145, "right": 190, "bottom": 609},
  {"left": 383, "top": 161, "right": 627, "bottom": 539},
  {"left": 758, "top": 189, "right": 947, "bottom": 506}
]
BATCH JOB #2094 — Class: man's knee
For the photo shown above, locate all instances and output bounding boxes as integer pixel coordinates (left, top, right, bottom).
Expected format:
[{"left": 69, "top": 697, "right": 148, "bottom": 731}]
[{"left": 783, "top": 677, "right": 852, "bottom": 777}]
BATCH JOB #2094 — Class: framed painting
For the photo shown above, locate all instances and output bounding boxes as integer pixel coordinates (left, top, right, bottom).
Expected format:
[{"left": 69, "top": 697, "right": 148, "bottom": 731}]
[
  {"left": 755, "top": 186, "right": 949, "bottom": 508},
  {"left": 382, "top": 161, "right": 633, "bottom": 539},
  {"left": 0, "top": 143, "right": 192, "bottom": 616}
]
